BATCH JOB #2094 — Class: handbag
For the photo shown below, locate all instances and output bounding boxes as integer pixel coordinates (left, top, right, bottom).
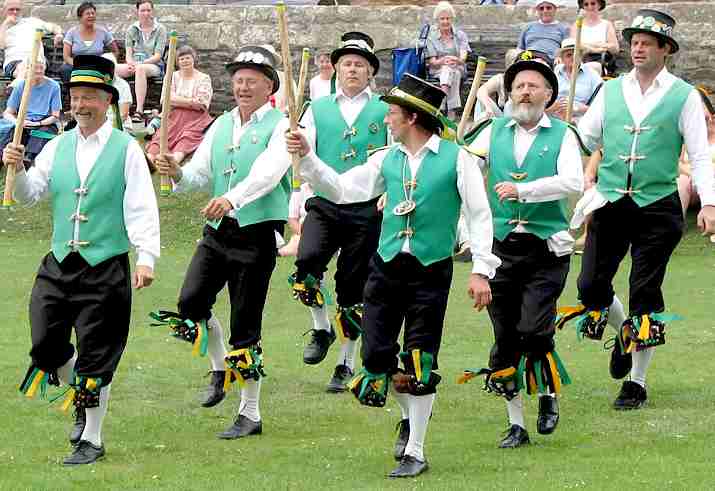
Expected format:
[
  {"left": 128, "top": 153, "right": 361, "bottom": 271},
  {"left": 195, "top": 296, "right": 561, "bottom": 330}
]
[{"left": 392, "top": 23, "right": 430, "bottom": 86}]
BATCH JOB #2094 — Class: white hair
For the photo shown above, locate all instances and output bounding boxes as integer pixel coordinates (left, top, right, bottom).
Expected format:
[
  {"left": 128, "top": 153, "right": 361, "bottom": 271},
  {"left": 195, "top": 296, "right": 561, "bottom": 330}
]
[{"left": 433, "top": 1, "right": 455, "bottom": 21}]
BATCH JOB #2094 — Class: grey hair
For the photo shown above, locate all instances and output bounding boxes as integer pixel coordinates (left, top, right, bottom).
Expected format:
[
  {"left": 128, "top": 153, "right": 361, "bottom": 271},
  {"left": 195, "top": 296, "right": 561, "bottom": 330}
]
[{"left": 433, "top": 1, "right": 456, "bottom": 21}]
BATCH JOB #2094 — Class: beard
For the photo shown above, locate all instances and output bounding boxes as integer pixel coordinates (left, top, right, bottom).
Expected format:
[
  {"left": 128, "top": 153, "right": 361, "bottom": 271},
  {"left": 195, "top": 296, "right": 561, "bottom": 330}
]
[{"left": 511, "top": 100, "right": 546, "bottom": 126}]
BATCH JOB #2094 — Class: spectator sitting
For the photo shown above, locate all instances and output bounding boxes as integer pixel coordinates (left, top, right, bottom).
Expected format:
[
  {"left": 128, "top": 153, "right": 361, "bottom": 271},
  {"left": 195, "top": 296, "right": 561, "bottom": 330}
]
[
  {"left": 574, "top": 0, "right": 619, "bottom": 76},
  {"left": 60, "top": 2, "right": 119, "bottom": 83},
  {"left": 475, "top": 48, "right": 519, "bottom": 119},
  {"left": 548, "top": 38, "right": 602, "bottom": 122},
  {"left": 0, "top": 0, "right": 63, "bottom": 79},
  {"left": 0, "top": 57, "right": 60, "bottom": 165},
  {"left": 517, "top": 0, "right": 569, "bottom": 64},
  {"left": 425, "top": 1, "right": 471, "bottom": 120},
  {"left": 146, "top": 45, "right": 212, "bottom": 167},
  {"left": 116, "top": 0, "right": 167, "bottom": 121},
  {"left": 278, "top": 182, "right": 314, "bottom": 257},
  {"left": 101, "top": 52, "right": 133, "bottom": 130},
  {"left": 309, "top": 49, "right": 334, "bottom": 100}
]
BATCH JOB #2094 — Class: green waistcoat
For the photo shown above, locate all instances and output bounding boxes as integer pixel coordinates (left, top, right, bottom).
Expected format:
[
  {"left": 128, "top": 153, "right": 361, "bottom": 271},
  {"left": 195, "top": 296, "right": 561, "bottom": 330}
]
[
  {"left": 598, "top": 77, "right": 691, "bottom": 207},
  {"left": 312, "top": 94, "right": 388, "bottom": 177},
  {"left": 378, "top": 140, "right": 461, "bottom": 266},
  {"left": 488, "top": 117, "right": 570, "bottom": 241},
  {"left": 208, "top": 110, "right": 290, "bottom": 229},
  {"left": 50, "top": 129, "right": 131, "bottom": 266}
]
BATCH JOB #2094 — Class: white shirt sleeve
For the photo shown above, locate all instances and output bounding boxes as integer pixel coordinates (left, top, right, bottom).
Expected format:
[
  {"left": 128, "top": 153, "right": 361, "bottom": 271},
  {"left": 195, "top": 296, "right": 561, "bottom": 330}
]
[
  {"left": 174, "top": 119, "right": 216, "bottom": 193},
  {"left": 223, "top": 118, "right": 293, "bottom": 210},
  {"left": 577, "top": 89, "right": 605, "bottom": 153},
  {"left": 516, "top": 128, "right": 584, "bottom": 202},
  {"left": 680, "top": 90, "right": 715, "bottom": 207},
  {"left": 467, "top": 124, "right": 492, "bottom": 172},
  {"left": 12, "top": 135, "right": 60, "bottom": 205},
  {"left": 123, "top": 140, "right": 161, "bottom": 269},
  {"left": 456, "top": 149, "right": 501, "bottom": 278}
]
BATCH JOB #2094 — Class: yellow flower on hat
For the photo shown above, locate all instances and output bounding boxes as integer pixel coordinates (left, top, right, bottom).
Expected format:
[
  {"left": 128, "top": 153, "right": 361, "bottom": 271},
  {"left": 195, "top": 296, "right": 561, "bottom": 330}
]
[{"left": 520, "top": 50, "right": 534, "bottom": 61}]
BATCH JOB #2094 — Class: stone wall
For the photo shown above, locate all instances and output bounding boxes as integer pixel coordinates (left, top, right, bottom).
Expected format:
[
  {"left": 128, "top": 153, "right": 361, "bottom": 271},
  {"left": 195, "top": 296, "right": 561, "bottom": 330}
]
[{"left": 30, "top": 2, "right": 715, "bottom": 113}]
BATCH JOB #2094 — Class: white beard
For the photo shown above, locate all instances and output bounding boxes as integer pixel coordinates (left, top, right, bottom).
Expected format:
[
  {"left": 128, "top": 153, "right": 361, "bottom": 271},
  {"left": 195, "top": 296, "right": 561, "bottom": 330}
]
[{"left": 511, "top": 100, "right": 546, "bottom": 126}]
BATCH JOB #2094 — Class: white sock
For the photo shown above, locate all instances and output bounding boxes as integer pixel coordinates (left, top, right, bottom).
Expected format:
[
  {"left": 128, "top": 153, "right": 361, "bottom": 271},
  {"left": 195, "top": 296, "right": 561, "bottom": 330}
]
[
  {"left": 506, "top": 392, "right": 525, "bottom": 429},
  {"left": 206, "top": 316, "right": 228, "bottom": 371},
  {"left": 404, "top": 393, "right": 435, "bottom": 462},
  {"left": 80, "top": 384, "right": 111, "bottom": 447},
  {"left": 57, "top": 353, "right": 77, "bottom": 385},
  {"left": 310, "top": 306, "right": 331, "bottom": 332},
  {"left": 238, "top": 378, "right": 262, "bottom": 422},
  {"left": 336, "top": 340, "right": 358, "bottom": 370},
  {"left": 391, "top": 384, "right": 410, "bottom": 420},
  {"left": 608, "top": 295, "right": 627, "bottom": 332},
  {"left": 630, "top": 348, "right": 655, "bottom": 387}
]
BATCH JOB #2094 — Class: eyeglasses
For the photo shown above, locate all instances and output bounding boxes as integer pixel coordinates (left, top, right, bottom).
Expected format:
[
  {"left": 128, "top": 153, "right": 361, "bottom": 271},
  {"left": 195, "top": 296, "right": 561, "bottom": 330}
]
[
  {"left": 537, "top": 5, "right": 555, "bottom": 11},
  {"left": 582, "top": 1, "right": 599, "bottom": 6}
]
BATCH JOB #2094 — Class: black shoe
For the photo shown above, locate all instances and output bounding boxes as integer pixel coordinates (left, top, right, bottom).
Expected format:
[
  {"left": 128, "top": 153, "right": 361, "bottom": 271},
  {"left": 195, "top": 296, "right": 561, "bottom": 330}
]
[
  {"left": 217, "top": 414, "right": 262, "bottom": 440},
  {"left": 393, "top": 419, "right": 410, "bottom": 461},
  {"left": 69, "top": 408, "right": 86, "bottom": 445},
  {"left": 607, "top": 337, "right": 632, "bottom": 380},
  {"left": 499, "top": 424, "right": 530, "bottom": 448},
  {"left": 537, "top": 396, "right": 559, "bottom": 435},
  {"left": 62, "top": 440, "right": 105, "bottom": 465},
  {"left": 613, "top": 381, "right": 647, "bottom": 410},
  {"left": 326, "top": 364, "right": 353, "bottom": 393},
  {"left": 388, "top": 455, "right": 428, "bottom": 478},
  {"left": 201, "top": 371, "right": 227, "bottom": 408},
  {"left": 303, "top": 327, "right": 336, "bottom": 365}
]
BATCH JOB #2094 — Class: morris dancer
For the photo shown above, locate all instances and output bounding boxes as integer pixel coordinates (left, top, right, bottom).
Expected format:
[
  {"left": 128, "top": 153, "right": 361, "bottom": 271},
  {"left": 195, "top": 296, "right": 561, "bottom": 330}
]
[{"left": 6, "top": 54, "right": 159, "bottom": 465}]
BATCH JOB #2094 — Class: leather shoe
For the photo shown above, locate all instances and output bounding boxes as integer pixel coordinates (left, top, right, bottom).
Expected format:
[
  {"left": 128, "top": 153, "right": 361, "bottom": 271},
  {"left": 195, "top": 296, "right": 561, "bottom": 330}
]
[
  {"left": 499, "top": 424, "right": 530, "bottom": 448},
  {"left": 63, "top": 440, "right": 105, "bottom": 465},
  {"left": 393, "top": 419, "right": 410, "bottom": 461},
  {"left": 69, "top": 408, "right": 86, "bottom": 445},
  {"left": 608, "top": 337, "right": 632, "bottom": 380},
  {"left": 613, "top": 380, "right": 647, "bottom": 410},
  {"left": 326, "top": 364, "right": 353, "bottom": 393},
  {"left": 537, "top": 395, "right": 559, "bottom": 435},
  {"left": 303, "top": 327, "right": 336, "bottom": 365},
  {"left": 217, "top": 414, "right": 262, "bottom": 439},
  {"left": 201, "top": 371, "right": 228, "bottom": 408},
  {"left": 388, "top": 455, "right": 428, "bottom": 478}
]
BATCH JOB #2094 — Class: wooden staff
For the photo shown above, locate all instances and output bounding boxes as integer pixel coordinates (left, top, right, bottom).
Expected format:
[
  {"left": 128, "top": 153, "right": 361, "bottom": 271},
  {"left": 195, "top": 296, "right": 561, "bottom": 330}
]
[
  {"left": 2, "top": 29, "right": 43, "bottom": 208},
  {"left": 457, "top": 56, "right": 487, "bottom": 142},
  {"left": 276, "top": 2, "right": 300, "bottom": 184},
  {"left": 295, "top": 48, "right": 310, "bottom": 115},
  {"left": 159, "top": 31, "right": 178, "bottom": 197},
  {"left": 565, "top": 14, "right": 584, "bottom": 124}
]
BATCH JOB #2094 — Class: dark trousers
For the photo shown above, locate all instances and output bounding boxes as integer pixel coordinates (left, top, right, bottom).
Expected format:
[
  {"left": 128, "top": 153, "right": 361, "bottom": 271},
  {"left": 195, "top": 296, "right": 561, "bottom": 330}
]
[
  {"left": 487, "top": 234, "right": 570, "bottom": 370},
  {"left": 295, "top": 196, "right": 381, "bottom": 307},
  {"left": 361, "top": 253, "right": 453, "bottom": 375},
  {"left": 178, "top": 219, "right": 278, "bottom": 349},
  {"left": 29, "top": 252, "right": 132, "bottom": 384},
  {"left": 577, "top": 192, "right": 683, "bottom": 316}
]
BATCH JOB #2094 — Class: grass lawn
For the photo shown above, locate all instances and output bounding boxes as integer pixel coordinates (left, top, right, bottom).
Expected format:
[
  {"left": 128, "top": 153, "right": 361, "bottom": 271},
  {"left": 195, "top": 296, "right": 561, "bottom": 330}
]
[{"left": 0, "top": 173, "right": 714, "bottom": 490}]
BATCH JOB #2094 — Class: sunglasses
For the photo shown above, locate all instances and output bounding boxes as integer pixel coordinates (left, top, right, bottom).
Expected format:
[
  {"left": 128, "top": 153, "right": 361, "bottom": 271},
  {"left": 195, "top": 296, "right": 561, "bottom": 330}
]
[
  {"left": 537, "top": 5, "right": 555, "bottom": 11},
  {"left": 582, "top": 1, "right": 599, "bottom": 6}
]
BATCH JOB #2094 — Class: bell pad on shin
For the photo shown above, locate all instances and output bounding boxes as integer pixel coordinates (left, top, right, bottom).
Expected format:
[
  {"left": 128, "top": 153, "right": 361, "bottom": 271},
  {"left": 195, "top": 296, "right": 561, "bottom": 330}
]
[
  {"left": 224, "top": 345, "right": 266, "bottom": 387},
  {"left": 289, "top": 273, "right": 325, "bottom": 308},
  {"left": 68, "top": 376, "right": 104, "bottom": 410},
  {"left": 461, "top": 366, "right": 520, "bottom": 400},
  {"left": 621, "top": 315, "right": 667, "bottom": 353},
  {"left": 577, "top": 308, "right": 609, "bottom": 340},
  {"left": 335, "top": 304, "right": 363, "bottom": 341},
  {"left": 348, "top": 368, "right": 388, "bottom": 407},
  {"left": 18, "top": 365, "right": 60, "bottom": 399},
  {"left": 149, "top": 310, "right": 199, "bottom": 344},
  {"left": 391, "top": 371, "right": 442, "bottom": 396}
]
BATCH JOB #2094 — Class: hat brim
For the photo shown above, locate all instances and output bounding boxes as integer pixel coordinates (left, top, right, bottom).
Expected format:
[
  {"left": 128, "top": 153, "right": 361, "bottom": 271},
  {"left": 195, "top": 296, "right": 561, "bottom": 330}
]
[
  {"left": 331, "top": 47, "right": 380, "bottom": 75},
  {"left": 622, "top": 28, "right": 679, "bottom": 54},
  {"left": 66, "top": 81, "right": 120, "bottom": 104},
  {"left": 380, "top": 93, "right": 444, "bottom": 132},
  {"left": 504, "top": 60, "right": 559, "bottom": 109},
  {"left": 225, "top": 62, "right": 281, "bottom": 95}
]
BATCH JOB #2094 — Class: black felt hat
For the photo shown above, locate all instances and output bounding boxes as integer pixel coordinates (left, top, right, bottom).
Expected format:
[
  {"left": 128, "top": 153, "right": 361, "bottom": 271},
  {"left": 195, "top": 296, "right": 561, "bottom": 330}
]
[
  {"left": 381, "top": 73, "right": 446, "bottom": 131},
  {"left": 330, "top": 32, "right": 380, "bottom": 75},
  {"left": 504, "top": 50, "right": 559, "bottom": 108},
  {"left": 225, "top": 45, "right": 280, "bottom": 94},
  {"left": 622, "top": 9, "right": 679, "bottom": 54},
  {"left": 66, "top": 55, "right": 119, "bottom": 103}
]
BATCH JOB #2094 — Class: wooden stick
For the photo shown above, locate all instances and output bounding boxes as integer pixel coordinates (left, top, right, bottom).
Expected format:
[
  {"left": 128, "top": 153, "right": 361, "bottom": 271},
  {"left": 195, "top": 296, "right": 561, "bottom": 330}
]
[
  {"left": 159, "top": 31, "right": 178, "bottom": 197},
  {"left": 3, "top": 29, "right": 43, "bottom": 208},
  {"left": 457, "top": 56, "right": 487, "bottom": 142},
  {"left": 565, "top": 14, "right": 584, "bottom": 125},
  {"left": 295, "top": 48, "right": 310, "bottom": 115},
  {"left": 276, "top": 2, "right": 300, "bottom": 186}
]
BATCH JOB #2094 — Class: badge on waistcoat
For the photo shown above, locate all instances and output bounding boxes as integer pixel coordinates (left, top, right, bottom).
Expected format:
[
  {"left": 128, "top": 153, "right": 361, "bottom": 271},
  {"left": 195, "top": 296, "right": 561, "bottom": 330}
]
[
  {"left": 393, "top": 199, "right": 416, "bottom": 216},
  {"left": 369, "top": 122, "right": 379, "bottom": 134}
]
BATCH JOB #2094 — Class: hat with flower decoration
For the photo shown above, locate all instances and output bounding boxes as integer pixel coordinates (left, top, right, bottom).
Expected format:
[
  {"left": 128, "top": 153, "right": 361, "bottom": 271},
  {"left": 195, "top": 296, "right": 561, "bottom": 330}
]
[
  {"left": 622, "top": 9, "right": 678, "bottom": 54},
  {"left": 225, "top": 45, "right": 280, "bottom": 94}
]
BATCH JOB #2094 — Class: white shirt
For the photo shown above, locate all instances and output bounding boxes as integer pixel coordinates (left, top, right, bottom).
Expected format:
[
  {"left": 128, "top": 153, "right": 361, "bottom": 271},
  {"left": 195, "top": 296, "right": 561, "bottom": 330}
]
[
  {"left": 3, "top": 17, "right": 52, "bottom": 69},
  {"left": 579, "top": 67, "right": 715, "bottom": 207},
  {"left": 300, "top": 85, "right": 373, "bottom": 134},
  {"left": 289, "top": 182, "right": 313, "bottom": 223},
  {"left": 468, "top": 114, "right": 584, "bottom": 256},
  {"left": 309, "top": 75, "right": 332, "bottom": 101},
  {"left": 299, "top": 134, "right": 501, "bottom": 278},
  {"left": 13, "top": 120, "right": 160, "bottom": 268},
  {"left": 176, "top": 102, "right": 292, "bottom": 215}
]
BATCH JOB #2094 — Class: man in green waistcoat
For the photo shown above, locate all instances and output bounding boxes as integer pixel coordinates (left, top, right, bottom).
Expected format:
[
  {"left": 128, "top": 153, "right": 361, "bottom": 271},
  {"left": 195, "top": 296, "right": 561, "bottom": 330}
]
[
  {"left": 563, "top": 9, "right": 715, "bottom": 410},
  {"left": 290, "top": 32, "right": 389, "bottom": 393},
  {"left": 461, "top": 54, "right": 584, "bottom": 448},
  {"left": 153, "top": 46, "right": 291, "bottom": 439},
  {"left": 287, "top": 73, "right": 500, "bottom": 478},
  {"left": 3, "top": 55, "right": 160, "bottom": 465}
]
